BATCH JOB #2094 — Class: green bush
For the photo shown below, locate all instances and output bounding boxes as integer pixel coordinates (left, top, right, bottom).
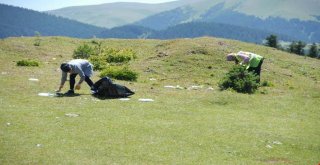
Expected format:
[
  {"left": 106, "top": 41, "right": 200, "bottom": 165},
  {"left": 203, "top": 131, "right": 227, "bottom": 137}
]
[
  {"left": 105, "top": 48, "right": 136, "bottom": 63},
  {"left": 73, "top": 43, "right": 94, "bottom": 59},
  {"left": 100, "top": 66, "right": 138, "bottom": 81},
  {"left": 261, "top": 80, "right": 273, "bottom": 87},
  {"left": 16, "top": 60, "right": 39, "bottom": 67},
  {"left": 219, "top": 66, "right": 259, "bottom": 94},
  {"left": 89, "top": 55, "right": 109, "bottom": 71}
]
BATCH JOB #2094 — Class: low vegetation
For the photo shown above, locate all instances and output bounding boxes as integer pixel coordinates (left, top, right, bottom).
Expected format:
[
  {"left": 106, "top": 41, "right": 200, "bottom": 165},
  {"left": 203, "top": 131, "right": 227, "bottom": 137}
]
[
  {"left": 16, "top": 59, "right": 40, "bottom": 67},
  {"left": 219, "top": 66, "right": 259, "bottom": 94},
  {"left": 100, "top": 66, "right": 138, "bottom": 81},
  {"left": 73, "top": 42, "right": 138, "bottom": 80}
]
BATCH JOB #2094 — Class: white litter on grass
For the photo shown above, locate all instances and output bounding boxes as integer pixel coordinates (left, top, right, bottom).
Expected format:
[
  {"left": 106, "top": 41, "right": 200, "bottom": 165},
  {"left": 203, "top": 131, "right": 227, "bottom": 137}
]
[
  {"left": 1, "top": 72, "right": 8, "bottom": 75},
  {"left": 36, "top": 144, "right": 42, "bottom": 147},
  {"left": 149, "top": 78, "right": 157, "bottom": 81},
  {"left": 38, "top": 93, "right": 54, "bottom": 97},
  {"left": 6, "top": 122, "right": 11, "bottom": 126},
  {"left": 65, "top": 113, "right": 80, "bottom": 117},
  {"left": 188, "top": 85, "right": 203, "bottom": 90},
  {"left": 266, "top": 145, "right": 273, "bottom": 149},
  {"left": 119, "top": 98, "right": 130, "bottom": 101},
  {"left": 29, "top": 78, "right": 39, "bottom": 81},
  {"left": 273, "top": 141, "right": 282, "bottom": 145},
  {"left": 164, "top": 85, "right": 184, "bottom": 89},
  {"left": 207, "top": 87, "right": 214, "bottom": 90},
  {"left": 139, "top": 98, "right": 154, "bottom": 102},
  {"left": 164, "top": 85, "right": 175, "bottom": 88}
]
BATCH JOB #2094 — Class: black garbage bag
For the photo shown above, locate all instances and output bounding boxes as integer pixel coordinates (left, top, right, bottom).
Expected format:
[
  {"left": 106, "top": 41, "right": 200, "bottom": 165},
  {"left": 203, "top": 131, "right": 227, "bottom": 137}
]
[{"left": 92, "top": 77, "right": 135, "bottom": 98}]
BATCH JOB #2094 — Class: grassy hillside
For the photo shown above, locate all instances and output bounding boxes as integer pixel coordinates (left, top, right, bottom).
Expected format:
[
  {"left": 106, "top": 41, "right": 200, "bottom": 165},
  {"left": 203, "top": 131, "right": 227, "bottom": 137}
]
[{"left": 0, "top": 37, "right": 319, "bottom": 164}]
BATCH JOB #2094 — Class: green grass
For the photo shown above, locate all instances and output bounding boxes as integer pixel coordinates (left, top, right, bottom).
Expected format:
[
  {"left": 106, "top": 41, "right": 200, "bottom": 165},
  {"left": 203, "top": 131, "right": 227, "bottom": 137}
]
[{"left": 0, "top": 37, "right": 319, "bottom": 164}]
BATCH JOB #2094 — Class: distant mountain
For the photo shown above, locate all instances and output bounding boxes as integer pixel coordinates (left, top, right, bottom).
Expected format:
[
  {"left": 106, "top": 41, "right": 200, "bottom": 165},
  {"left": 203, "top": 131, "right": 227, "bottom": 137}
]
[
  {"left": 0, "top": 4, "right": 105, "bottom": 38},
  {"left": 135, "top": 0, "right": 320, "bottom": 42},
  {"left": 97, "top": 22, "right": 293, "bottom": 43},
  {"left": 47, "top": 0, "right": 320, "bottom": 42},
  {"left": 47, "top": 1, "right": 199, "bottom": 28},
  {"left": 99, "top": 25, "right": 155, "bottom": 39}
]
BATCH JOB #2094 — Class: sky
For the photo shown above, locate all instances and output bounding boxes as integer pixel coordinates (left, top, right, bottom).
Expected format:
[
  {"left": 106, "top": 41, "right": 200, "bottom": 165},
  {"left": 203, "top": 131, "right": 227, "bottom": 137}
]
[{"left": 0, "top": 0, "right": 177, "bottom": 11}]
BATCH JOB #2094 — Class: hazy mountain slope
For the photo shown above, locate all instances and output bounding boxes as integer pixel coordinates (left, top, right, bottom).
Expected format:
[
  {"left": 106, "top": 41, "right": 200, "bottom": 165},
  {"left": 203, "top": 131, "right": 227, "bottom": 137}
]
[
  {"left": 234, "top": 0, "right": 320, "bottom": 21},
  {"left": 0, "top": 4, "right": 105, "bottom": 38},
  {"left": 47, "top": 1, "right": 199, "bottom": 28},
  {"left": 98, "top": 23, "right": 293, "bottom": 43},
  {"left": 135, "top": 0, "right": 320, "bottom": 42},
  {"left": 48, "top": 0, "right": 320, "bottom": 29}
]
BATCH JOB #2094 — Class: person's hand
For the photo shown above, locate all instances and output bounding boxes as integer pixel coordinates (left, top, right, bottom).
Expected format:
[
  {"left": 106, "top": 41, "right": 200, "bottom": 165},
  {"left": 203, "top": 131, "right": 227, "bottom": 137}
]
[
  {"left": 56, "top": 85, "right": 63, "bottom": 92},
  {"left": 75, "top": 84, "right": 81, "bottom": 90}
]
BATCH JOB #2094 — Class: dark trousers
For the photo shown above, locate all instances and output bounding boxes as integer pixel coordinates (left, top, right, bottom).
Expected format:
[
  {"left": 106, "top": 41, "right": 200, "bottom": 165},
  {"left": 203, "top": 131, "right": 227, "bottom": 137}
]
[
  {"left": 248, "top": 59, "right": 264, "bottom": 83},
  {"left": 69, "top": 74, "right": 94, "bottom": 90}
]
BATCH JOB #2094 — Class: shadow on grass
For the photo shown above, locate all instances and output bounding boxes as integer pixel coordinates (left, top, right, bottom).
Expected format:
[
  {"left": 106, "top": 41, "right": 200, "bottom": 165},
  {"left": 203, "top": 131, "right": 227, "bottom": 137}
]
[
  {"left": 91, "top": 94, "right": 132, "bottom": 100},
  {"left": 54, "top": 93, "right": 133, "bottom": 100},
  {"left": 54, "top": 92, "right": 81, "bottom": 97}
]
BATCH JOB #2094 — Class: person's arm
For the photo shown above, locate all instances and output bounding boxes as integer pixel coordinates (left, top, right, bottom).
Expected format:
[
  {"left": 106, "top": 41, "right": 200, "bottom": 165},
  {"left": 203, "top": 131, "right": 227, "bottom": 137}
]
[
  {"left": 56, "top": 71, "right": 67, "bottom": 92},
  {"left": 236, "top": 52, "right": 250, "bottom": 65}
]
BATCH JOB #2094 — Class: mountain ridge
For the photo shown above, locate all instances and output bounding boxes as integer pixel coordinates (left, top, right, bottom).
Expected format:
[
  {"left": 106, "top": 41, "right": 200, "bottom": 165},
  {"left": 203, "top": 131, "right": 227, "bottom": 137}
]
[
  {"left": 0, "top": 4, "right": 105, "bottom": 38},
  {"left": 47, "top": 1, "right": 198, "bottom": 28},
  {"left": 47, "top": 0, "right": 320, "bottom": 29}
]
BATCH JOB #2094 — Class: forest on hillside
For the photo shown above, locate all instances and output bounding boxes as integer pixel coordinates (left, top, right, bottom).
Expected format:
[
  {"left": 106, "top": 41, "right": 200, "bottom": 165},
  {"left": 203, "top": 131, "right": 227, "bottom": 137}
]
[{"left": 0, "top": 4, "right": 105, "bottom": 38}]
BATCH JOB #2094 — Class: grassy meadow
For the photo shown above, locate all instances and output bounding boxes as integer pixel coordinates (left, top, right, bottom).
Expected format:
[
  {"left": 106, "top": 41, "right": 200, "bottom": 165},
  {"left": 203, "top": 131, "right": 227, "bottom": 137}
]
[{"left": 0, "top": 36, "right": 319, "bottom": 164}]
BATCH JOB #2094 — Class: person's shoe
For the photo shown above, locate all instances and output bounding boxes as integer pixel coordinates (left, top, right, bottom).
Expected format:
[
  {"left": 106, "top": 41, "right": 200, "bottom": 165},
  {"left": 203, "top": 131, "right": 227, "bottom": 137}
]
[
  {"left": 64, "top": 90, "right": 75, "bottom": 96},
  {"left": 90, "top": 86, "right": 98, "bottom": 95},
  {"left": 91, "top": 89, "right": 98, "bottom": 94}
]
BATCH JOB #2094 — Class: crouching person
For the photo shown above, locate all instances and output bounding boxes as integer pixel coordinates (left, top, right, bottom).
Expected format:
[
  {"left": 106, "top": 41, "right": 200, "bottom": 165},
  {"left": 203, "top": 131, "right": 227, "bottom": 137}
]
[
  {"left": 56, "top": 59, "right": 96, "bottom": 95},
  {"left": 226, "top": 51, "right": 264, "bottom": 83}
]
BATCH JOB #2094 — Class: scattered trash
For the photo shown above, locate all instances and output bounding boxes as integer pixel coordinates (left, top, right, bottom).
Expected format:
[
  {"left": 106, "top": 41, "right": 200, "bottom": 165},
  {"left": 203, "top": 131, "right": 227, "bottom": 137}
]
[
  {"left": 139, "top": 98, "right": 154, "bottom": 102},
  {"left": 273, "top": 141, "right": 282, "bottom": 145},
  {"left": 149, "top": 78, "right": 157, "bottom": 81},
  {"left": 188, "top": 85, "right": 203, "bottom": 90},
  {"left": 1, "top": 72, "right": 7, "bottom": 75},
  {"left": 38, "top": 93, "right": 55, "bottom": 97},
  {"left": 6, "top": 122, "right": 11, "bottom": 126},
  {"left": 164, "top": 85, "right": 184, "bottom": 89},
  {"left": 65, "top": 113, "right": 80, "bottom": 117},
  {"left": 36, "top": 144, "right": 42, "bottom": 147},
  {"left": 266, "top": 145, "right": 273, "bottom": 149},
  {"left": 119, "top": 98, "right": 130, "bottom": 101},
  {"left": 164, "top": 85, "right": 176, "bottom": 88},
  {"left": 207, "top": 87, "right": 214, "bottom": 90},
  {"left": 29, "top": 78, "right": 39, "bottom": 81}
]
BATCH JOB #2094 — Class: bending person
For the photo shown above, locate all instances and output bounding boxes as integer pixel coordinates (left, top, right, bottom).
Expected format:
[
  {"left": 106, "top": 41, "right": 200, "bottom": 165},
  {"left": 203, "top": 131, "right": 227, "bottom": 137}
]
[
  {"left": 57, "top": 59, "right": 96, "bottom": 95},
  {"left": 226, "top": 51, "right": 264, "bottom": 82}
]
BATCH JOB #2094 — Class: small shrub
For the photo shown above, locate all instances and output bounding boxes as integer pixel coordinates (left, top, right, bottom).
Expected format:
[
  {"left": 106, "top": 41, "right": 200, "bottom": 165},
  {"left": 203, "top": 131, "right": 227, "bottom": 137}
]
[
  {"left": 73, "top": 43, "right": 94, "bottom": 59},
  {"left": 105, "top": 48, "right": 137, "bottom": 63},
  {"left": 17, "top": 60, "right": 39, "bottom": 67},
  {"left": 261, "top": 80, "right": 273, "bottom": 87},
  {"left": 89, "top": 55, "right": 109, "bottom": 71},
  {"left": 34, "top": 31, "right": 41, "bottom": 46},
  {"left": 100, "top": 66, "right": 138, "bottom": 81},
  {"left": 219, "top": 66, "right": 259, "bottom": 94}
]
